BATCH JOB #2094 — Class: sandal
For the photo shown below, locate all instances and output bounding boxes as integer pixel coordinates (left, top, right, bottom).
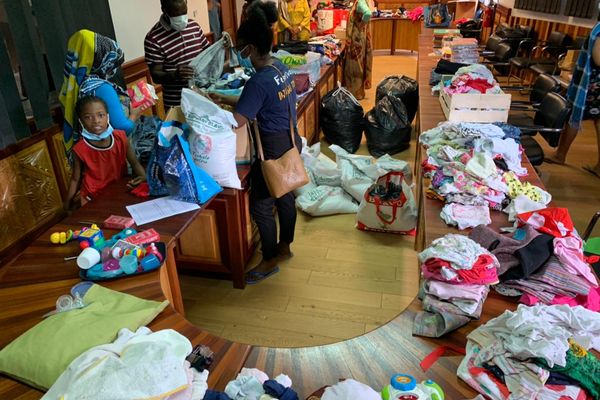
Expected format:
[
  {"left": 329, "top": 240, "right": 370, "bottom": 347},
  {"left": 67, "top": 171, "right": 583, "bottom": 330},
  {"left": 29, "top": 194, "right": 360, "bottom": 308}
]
[{"left": 246, "top": 266, "right": 280, "bottom": 285}]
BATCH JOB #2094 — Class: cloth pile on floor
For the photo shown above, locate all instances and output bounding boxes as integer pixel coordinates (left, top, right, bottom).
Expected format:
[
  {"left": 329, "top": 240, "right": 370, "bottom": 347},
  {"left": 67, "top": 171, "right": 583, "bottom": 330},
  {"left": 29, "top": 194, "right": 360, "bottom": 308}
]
[
  {"left": 420, "top": 121, "right": 551, "bottom": 229},
  {"left": 295, "top": 142, "right": 412, "bottom": 217},
  {"left": 413, "top": 234, "right": 499, "bottom": 337},
  {"left": 457, "top": 304, "right": 600, "bottom": 399},
  {"left": 470, "top": 207, "right": 600, "bottom": 311},
  {"left": 44, "top": 325, "right": 299, "bottom": 400}
]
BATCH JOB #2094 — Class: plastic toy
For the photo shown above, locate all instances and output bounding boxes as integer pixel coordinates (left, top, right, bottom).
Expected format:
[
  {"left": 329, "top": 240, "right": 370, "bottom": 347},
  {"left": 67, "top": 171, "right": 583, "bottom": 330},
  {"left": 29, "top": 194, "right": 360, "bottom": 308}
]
[
  {"left": 140, "top": 254, "right": 161, "bottom": 271},
  {"left": 145, "top": 243, "right": 163, "bottom": 262},
  {"left": 381, "top": 374, "right": 444, "bottom": 400},
  {"left": 111, "top": 239, "right": 143, "bottom": 260},
  {"left": 77, "top": 228, "right": 104, "bottom": 250},
  {"left": 77, "top": 247, "right": 101, "bottom": 270},
  {"left": 103, "top": 259, "right": 121, "bottom": 271},
  {"left": 119, "top": 255, "right": 138, "bottom": 274},
  {"left": 125, "top": 228, "right": 160, "bottom": 246},
  {"left": 111, "top": 227, "right": 137, "bottom": 241},
  {"left": 50, "top": 230, "right": 73, "bottom": 245}
]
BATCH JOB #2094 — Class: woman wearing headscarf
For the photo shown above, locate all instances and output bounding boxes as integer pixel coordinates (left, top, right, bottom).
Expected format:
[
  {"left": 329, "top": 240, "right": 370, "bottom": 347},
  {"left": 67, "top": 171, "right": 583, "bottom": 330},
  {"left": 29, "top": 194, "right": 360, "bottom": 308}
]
[
  {"left": 546, "top": 12, "right": 600, "bottom": 179},
  {"left": 277, "top": 0, "right": 311, "bottom": 42},
  {"left": 60, "top": 30, "right": 147, "bottom": 158},
  {"left": 342, "top": 0, "right": 373, "bottom": 100}
]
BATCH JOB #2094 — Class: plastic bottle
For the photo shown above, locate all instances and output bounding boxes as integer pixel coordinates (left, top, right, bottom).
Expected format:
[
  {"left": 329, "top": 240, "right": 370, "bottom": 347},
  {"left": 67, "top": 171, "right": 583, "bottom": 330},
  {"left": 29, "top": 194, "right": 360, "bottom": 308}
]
[{"left": 381, "top": 374, "right": 444, "bottom": 400}]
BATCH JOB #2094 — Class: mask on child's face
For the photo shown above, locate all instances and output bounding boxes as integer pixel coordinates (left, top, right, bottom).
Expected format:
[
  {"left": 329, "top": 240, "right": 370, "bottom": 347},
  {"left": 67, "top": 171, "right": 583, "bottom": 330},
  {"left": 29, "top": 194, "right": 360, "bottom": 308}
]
[
  {"left": 80, "top": 117, "right": 114, "bottom": 142},
  {"left": 170, "top": 15, "right": 188, "bottom": 31}
]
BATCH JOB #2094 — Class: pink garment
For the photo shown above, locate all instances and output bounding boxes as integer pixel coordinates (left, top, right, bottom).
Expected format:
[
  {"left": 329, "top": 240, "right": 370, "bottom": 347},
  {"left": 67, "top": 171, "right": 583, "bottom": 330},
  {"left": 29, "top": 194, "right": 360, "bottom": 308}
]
[
  {"left": 520, "top": 287, "right": 600, "bottom": 312},
  {"left": 554, "top": 236, "right": 599, "bottom": 287},
  {"left": 426, "top": 280, "right": 488, "bottom": 302},
  {"left": 422, "top": 255, "right": 499, "bottom": 285}
]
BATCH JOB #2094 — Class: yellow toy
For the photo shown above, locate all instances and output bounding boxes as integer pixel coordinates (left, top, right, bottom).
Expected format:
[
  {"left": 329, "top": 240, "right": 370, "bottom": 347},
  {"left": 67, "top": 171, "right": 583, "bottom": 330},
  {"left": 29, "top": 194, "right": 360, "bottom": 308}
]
[{"left": 50, "top": 230, "right": 74, "bottom": 245}]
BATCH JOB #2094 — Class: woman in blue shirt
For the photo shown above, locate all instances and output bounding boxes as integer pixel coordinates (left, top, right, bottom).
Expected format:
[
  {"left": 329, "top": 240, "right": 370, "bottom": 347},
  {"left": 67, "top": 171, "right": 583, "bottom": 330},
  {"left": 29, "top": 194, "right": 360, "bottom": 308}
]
[{"left": 211, "top": 1, "right": 302, "bottom": 283}]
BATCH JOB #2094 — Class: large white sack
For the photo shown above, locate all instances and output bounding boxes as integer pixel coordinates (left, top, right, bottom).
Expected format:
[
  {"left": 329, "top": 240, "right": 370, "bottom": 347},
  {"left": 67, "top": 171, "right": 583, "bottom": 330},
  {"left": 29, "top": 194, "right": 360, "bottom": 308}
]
[
  {"left": 181, "top": 89, "right": 242, "bottom": 189},
  {"left": 301, "top": 142, "right": 342, "bottom": 187},
  {"left": 296, "top": 185, "right": 359, "bottom": 216},
  {"left": 330, "top": 145, "right": 412, "bottom": 202}
]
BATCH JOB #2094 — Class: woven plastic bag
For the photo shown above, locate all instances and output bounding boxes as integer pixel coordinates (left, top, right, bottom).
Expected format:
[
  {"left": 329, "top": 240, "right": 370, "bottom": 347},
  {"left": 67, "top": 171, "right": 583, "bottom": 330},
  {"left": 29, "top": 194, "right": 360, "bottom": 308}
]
[{"left": 356, "top": 171, "right": 417, "bottom": 235}]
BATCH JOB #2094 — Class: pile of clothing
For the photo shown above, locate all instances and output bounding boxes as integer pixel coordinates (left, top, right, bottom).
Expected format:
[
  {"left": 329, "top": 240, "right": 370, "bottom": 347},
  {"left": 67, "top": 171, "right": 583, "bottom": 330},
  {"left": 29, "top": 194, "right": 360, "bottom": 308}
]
[
  {"left": 406, "top": 6, "right": 424, "bottom": 22},
  {"left": 442, "top": 64, "right": 503, "bottom": 95},
  {"left": 414, "top": 234, "right": 500, "bottom": 337},
  {"left": 450, "top": 38, "right": 479, "bottom": 64},
  {"left": 308, "top": 35, "right": 342, "bottom": 59},
  {"left": 458, "top": 304, "right": 600, "bottom": 399},
  {"left": 420, "top": 122, "right": 552, "bottom": 230},
  {"left": 470, "top": 207, "right": 600, "bottom": 311}
]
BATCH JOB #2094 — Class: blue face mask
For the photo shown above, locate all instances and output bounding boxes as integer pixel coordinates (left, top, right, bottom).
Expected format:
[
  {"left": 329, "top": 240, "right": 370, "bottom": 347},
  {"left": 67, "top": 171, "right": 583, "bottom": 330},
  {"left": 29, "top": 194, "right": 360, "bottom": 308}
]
[{"left": 80, "top": 119, "right": 114, "bottom": 142}]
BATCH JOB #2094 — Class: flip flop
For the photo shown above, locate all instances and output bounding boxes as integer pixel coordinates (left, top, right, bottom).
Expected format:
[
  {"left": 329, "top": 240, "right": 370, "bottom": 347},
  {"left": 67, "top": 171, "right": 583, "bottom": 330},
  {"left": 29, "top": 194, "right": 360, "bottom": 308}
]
[
  {"left": 246, "top": 266, "right": 280, "bottom": 285},
  {"left": 583, "top": 165, "right": 600, "bottom": 179}
]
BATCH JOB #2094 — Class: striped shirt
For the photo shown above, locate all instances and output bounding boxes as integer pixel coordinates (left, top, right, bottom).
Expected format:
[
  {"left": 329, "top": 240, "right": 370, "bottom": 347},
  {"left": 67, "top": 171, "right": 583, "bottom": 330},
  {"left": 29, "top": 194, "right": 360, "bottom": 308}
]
[{"left": 144, "top": 15, "right": 210, "bottom": 107}]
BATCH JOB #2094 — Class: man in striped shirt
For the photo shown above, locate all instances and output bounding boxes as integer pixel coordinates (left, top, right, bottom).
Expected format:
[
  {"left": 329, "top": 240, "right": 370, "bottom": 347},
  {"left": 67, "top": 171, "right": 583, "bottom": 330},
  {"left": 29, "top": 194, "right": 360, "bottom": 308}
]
[{"left": 144, "top": 0, "right": 210, "bottom": 107}]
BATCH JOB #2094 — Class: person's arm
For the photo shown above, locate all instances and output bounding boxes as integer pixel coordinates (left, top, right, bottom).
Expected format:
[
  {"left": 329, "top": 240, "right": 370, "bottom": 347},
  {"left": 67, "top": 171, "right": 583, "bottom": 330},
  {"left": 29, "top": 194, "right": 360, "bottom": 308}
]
[
  {"left": 125, "top": 141, "right": 147, "bottom": 188},
  {"left": 356, "top": 0, "right": 372, "bottom": 22},
  {"left": 94, "top": 83, "right": 137, "bottom": 133},
  {"left": 65, "top": 155, "right": 82, "bottom": 211},
  {"left": 592, "top": 36, "right": 600, "bottom": 67},
  {"left": 208, "top": 93, "right": 249, "bottom": 128},
  {"left": 278, "top": 4, "right": 292, "bottom": 31}
]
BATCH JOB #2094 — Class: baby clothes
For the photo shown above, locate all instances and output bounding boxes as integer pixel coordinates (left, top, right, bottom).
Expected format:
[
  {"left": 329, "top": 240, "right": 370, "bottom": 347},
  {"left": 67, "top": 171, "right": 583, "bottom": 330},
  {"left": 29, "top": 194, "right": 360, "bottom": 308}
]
[
  {"left": 418, "top": 233, "right": 497, "bottom": 270},
  {"left": 441, "top": 203, "right": 491, "bottom": 230},
  {"left": 504, "top": 172, "right": 551, "bottom": 203},
  {"left": 321, "top": 379, "right": 380, "bottom": 400},
  {"left": 554, "top": 236, "right": 599, "bottom": 287},
  {"left": 518, "top": 207, "right": 575, "bottom": 238}
]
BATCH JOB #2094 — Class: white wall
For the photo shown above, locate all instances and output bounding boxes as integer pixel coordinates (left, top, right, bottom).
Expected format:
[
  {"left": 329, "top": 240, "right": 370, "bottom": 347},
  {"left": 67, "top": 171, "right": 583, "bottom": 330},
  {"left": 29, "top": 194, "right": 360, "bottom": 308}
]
[
  {"left": 109, "top": 0, "right": 210, "bottom": 61},
  {"left": 498, "top": 0, "right": 597, "bottom": 29}
]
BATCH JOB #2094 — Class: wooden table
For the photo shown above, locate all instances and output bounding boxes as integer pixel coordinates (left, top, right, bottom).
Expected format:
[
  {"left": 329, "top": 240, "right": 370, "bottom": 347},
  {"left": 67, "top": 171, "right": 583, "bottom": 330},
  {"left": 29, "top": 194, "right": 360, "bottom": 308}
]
[
  {"left": 372, "top": 17, "right": 422, "bottom": 54},
  {"left": 0, "top": 180, "right": 252, "bottom": 398}
]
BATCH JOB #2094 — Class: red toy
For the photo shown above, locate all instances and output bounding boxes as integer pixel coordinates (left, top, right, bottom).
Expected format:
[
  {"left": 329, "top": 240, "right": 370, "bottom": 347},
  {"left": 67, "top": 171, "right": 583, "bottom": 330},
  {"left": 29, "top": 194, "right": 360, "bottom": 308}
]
[
  {"left": 125, "top": 229, "right": 161, "bottom": 246},
  {"left": 104, "top": 215, "right": 135, "bottom": 230}
]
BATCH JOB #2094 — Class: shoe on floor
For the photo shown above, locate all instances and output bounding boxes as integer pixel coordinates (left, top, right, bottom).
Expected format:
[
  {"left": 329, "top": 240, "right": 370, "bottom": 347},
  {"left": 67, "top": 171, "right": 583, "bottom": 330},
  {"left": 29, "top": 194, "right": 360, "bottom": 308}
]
[{"left": 246, "top": 266, "right": 280, "bottom": 285}]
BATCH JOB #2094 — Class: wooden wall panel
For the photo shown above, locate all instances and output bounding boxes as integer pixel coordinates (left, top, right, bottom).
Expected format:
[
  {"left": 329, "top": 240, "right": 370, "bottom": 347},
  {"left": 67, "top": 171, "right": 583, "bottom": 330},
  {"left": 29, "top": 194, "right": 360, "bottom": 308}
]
[{"left": 0, "top": 141, "right": 62, "bottom": 254}]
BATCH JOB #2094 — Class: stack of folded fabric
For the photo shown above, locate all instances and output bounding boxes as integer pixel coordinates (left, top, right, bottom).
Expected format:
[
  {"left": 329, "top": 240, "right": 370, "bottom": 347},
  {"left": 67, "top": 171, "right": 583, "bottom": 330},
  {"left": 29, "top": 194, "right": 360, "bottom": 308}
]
[
  {"left": 458, "top": 304, "right": 600, "bottom": 399},
  {"left": 420, "top": 122, "right": 552, "bottom": 230},
  {"left": 469, "top": 207, "right": 600, "bottom": 311},
  {"left": 414, "top": 234, "right": 500, "bottom": 337},
  {"left": 450, "top": 38, "right": 479, "bottom": 64}
]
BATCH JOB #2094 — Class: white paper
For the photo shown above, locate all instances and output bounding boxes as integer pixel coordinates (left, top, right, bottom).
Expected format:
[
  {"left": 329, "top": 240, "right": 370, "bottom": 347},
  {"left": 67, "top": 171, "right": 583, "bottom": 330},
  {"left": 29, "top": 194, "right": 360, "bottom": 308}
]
[{"left": 126, "top": 197, "right": 200, "bottom": 226}]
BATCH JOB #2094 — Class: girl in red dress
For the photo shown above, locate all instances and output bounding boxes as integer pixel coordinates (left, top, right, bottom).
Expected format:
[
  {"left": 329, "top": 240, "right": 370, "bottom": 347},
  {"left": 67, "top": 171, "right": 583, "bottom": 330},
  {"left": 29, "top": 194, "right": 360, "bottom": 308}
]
[{"left": 65, "top": 96, "right": 146, "bottom": 209}]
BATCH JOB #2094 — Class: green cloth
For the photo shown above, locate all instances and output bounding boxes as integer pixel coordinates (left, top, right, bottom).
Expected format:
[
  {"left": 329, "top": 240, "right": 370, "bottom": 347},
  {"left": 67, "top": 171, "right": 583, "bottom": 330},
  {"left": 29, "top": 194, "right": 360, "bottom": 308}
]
[
  {"left": 538, "top": 341, "right": 600, "bottom": 399},
  {"left": 584, "top": 237, "right": 600, "bottom": 255},
  {"left": 0, "top": 284, "right": 168, "bottom": 390}
]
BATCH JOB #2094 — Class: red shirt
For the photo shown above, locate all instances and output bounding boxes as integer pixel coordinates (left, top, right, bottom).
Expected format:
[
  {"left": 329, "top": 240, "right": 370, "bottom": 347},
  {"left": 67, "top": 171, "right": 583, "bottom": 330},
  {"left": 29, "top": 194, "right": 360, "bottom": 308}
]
[{"left": 73, "top": 130, "right": 128, "bottom": 198}]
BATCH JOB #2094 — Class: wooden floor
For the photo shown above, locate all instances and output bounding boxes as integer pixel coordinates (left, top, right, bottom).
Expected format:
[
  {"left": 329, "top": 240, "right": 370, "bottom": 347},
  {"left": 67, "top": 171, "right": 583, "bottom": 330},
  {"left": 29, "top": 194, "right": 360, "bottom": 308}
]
[
  {"left": 181, "top": 52, "right": 600, "bottom": 348},
  {"left": 181, "top": 54, "right": 420, "bottom": 348}
]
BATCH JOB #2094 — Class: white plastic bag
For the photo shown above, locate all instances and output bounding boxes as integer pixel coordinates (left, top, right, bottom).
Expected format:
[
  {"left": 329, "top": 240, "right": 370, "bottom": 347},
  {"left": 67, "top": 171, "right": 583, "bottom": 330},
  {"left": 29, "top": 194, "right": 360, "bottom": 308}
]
[
  {"left": 330, "top": 145, "right": 412, "bottom": 202},
  {"left": 181, "top": 89, "right": 242, "bottom": 189},
  {"left": 356, "top": 171, "right": 417, "bottom": 234},
  {"left": 296, "top": 185, "right": 359, "bottom": 216},
  {"left": 302, "top": 143, "right": 342, "bottom": 187}
]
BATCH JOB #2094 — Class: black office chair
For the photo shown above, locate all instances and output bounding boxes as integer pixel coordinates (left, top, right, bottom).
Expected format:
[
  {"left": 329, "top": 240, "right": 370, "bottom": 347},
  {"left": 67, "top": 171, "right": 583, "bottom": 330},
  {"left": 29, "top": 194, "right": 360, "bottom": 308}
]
[
  {"left": 509, "top": 32, "right": 571, "bottom": 81},
  {"left": 504, "top": 74, "right": 562, "bottom": 117},
  {"left": 483, "top": 42, "right": 517, "bottom": 77},
  {"left": 530, "top": 35, "right": 587, "bottom": 77},
  {"left": 508, "top": 92, "right": 571, "bottom": 166}
]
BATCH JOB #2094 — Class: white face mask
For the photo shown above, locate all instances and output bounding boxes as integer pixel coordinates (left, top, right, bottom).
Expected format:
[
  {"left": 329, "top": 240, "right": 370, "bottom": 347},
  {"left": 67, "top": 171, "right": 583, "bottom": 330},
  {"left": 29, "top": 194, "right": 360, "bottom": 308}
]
[{"left": 170, "top": 15, "right": 188, "bottom": 31}]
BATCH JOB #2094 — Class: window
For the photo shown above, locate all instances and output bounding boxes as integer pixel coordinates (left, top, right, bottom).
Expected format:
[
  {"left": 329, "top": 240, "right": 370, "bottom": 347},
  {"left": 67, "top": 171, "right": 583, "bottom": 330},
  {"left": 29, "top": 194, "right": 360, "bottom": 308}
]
[
  {"left": 564, "top": 0, "right": 596, "bottom": 18},
  {"left": 514, "top": 0, "right": 598, "bottom": 18}
]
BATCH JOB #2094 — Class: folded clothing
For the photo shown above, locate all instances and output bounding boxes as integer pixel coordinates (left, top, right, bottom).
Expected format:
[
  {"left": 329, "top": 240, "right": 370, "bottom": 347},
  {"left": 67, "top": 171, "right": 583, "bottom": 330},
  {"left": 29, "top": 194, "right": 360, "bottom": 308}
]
[
  {"left": 419, "top": 233, "right": 498, "bottom": 271},
  {"left": 422, "top": 254, "right": 499, "bottom": 285},
  {"left": 441, "top": 203, "right": 491, "bottom": 230},
  {"left": 518, "top": 207, "right": 575, "bottom": 238}
]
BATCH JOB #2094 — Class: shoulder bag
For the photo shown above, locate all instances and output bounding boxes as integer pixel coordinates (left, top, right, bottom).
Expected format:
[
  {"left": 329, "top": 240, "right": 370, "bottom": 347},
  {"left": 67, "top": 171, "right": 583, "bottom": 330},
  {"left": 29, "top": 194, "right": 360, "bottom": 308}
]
[{"left": 254, "top": 64, "right": 309, "bottom": 198}]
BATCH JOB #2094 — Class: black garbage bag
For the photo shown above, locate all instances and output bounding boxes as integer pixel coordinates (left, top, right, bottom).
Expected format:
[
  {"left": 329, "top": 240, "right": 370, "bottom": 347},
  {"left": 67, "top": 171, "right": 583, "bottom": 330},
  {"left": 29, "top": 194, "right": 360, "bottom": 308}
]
[
  {"left": 320, "top": 86, "right": 364, "bottom": 154},
  {"left": 375, "top": 75, "right": 419, "bottom": 123},
  {"left": 365, "top": 94, "right": 412, "bottom": 157}
]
